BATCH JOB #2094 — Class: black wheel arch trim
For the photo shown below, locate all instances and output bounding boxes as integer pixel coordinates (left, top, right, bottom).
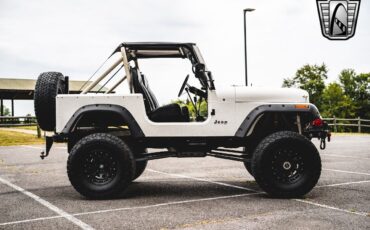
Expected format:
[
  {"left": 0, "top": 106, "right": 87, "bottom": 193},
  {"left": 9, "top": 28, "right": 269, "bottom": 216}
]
[
  {"left": 61, "top": 104, "right": 145, "bottom": 138},
  {"left": 235, "top": 103, "right": 320, "bottom": 138}
]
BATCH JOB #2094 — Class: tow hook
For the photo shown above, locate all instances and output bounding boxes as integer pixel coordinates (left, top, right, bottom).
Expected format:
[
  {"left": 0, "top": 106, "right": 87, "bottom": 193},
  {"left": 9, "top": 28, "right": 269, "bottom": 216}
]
[
  {"left": 319, "top": 131, "right": 331, "bottom": 150},
  {"left": 40, "top": 136, "right": 54, "bottom": 159},
  {"left": 320, "top": 138, "right": 326, "bottom": 150}
]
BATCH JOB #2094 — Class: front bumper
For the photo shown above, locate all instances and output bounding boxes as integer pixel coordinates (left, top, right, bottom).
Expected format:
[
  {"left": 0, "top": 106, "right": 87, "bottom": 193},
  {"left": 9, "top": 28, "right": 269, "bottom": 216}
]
[{"left": 305, "top": 121, "right": 331, "bottom": 149}]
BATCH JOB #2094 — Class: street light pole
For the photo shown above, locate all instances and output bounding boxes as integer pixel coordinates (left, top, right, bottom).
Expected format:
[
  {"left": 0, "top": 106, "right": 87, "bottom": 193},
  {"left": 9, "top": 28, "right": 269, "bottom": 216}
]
[{"left": 244, "top": 8, "right": 255, "bottom": 86}]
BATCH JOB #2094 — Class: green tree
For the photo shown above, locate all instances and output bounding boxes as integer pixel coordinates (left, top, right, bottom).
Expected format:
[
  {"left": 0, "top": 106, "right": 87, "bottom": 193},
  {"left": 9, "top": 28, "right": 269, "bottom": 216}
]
[
  {"left": 321, "top": 82, "right": 356, "bottom": 118},
  {"left": 282, "top": 78, "right": 295, "bottom": 88},
  {"left": 338, "top": 69, "right": 357, "bottom": 97},
  {"left": 283, "top": 63, "right": 328, "bottom": 109},
  {"left": 339, "top": 69, "right": 370, "bottom": 119},
  {"left": 0, "top": 104, "right": 10, "bottom": 116}
]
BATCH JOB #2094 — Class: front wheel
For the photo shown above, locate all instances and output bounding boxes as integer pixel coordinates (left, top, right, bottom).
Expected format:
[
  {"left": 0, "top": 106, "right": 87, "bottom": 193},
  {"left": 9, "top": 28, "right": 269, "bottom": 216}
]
[
  {"left": 242, "top": 147, "right": 254, "bottom": 177},
  {"left": 67, "top": 133, "right": 135, "bottom": 199},
  {"left": 251, "top": 131, "right": 321, "bottom": 198}
]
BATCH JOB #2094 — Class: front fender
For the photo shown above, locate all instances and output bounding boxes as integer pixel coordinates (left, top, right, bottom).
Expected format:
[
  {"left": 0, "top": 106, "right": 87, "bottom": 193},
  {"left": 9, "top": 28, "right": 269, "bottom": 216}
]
[{"left": 235, "top": 103, "right": 320, "bottom": 138}]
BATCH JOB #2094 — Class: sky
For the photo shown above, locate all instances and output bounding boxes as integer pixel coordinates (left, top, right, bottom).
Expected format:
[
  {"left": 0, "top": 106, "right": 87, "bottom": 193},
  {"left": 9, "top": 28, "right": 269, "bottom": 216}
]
[{"left": 0, "top": 0, "right": 369, "bottom": 116}]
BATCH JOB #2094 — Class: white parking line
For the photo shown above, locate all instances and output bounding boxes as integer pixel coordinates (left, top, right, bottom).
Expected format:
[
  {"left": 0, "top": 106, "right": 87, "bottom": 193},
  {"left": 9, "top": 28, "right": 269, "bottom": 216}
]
[
  {"left": 1, "top": 177, "right": 369, "bottom": 226},
  {"left": 0, "top": 192, "right": 260, "bottom": 226},
  {"left": 323, "top": 168, "right": 370, "bottom": 176},
  {"left": 0, "top": 216, "right": 62, "bottom": 227},
  {"left": 148, "top": 169, "right": 370, "bottom": 218},
  {"left": 293, "top": 199, "right": 368, "bottom": 217},
  {"left": 1, "top": 167, "right": 370, "bottom": 227},
  {"left": 0, "top": 176, "right": 94, "bottom": 230},
  {"left": 147, "top": 169, "right": 257, "bottom": 192},
  {"left": 316, "top": 180, "right": 370, "bottom": 188},
  {"left": 321, "top": 154, "right": 370, "bottom": 160},
  {"left": 73, "top": 192, "right": 261, "bottom": 217}
]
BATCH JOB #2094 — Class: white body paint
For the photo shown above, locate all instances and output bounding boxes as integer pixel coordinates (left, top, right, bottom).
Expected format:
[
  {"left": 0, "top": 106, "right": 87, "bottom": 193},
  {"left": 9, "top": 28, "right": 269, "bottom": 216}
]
[{"left": 56, "top": 86, "right": 309, "bottom": 137}]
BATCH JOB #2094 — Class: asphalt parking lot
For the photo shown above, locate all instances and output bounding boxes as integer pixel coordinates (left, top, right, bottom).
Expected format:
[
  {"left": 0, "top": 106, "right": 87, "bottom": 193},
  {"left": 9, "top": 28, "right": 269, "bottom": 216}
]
[{"left": 0, "top": 135, "right": 369, "bottom": 229}]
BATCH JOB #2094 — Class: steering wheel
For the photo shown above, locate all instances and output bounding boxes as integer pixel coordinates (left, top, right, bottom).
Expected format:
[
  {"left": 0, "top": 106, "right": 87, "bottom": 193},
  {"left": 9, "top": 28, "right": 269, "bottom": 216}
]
[{"left": 178, "top": 74, "right": 190, "bottom": 97}]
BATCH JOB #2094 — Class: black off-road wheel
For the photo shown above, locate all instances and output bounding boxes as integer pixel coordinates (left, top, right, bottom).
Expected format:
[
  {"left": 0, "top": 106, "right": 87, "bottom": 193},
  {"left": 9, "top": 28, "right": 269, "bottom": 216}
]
[
  {"left": 129, "top": 144, "right": 148, "bottom": 181},
  {"left": 244, "top": 162, "right": 253, "bottom": 176},
  {"left": 251, "top": 131, "right": 321, "bottom": 198},
  {"left": 34, "top": 72, "right": 66, "bottom": 131},
  {"left": 242, "top": 147, "right": 254, "bottom": 176},
  {"left": 67, "top": 133, "right": 135, "bottom": 199},
  {"left": 133, "top": 160, "right": 148, "bottom": 181}
]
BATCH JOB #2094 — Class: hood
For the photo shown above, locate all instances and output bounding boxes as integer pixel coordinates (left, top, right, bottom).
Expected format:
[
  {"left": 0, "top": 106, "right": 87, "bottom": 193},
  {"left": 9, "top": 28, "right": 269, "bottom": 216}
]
[{"left": 232, "top": 86, "right": 309, "bottom": 103}]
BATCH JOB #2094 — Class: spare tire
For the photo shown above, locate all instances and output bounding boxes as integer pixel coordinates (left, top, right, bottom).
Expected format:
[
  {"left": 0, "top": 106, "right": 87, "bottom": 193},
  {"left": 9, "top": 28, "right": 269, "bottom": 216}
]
[{"left": 34, "top": 72, "right": 66, "bottom": 131}]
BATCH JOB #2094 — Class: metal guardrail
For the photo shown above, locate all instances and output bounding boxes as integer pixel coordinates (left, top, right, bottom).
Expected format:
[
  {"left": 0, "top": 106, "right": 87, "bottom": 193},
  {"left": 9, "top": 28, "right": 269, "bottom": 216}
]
[
  {"left": 0, "top": 116, "right": 41, "bottom": 137},
  {"left": 0, "top": 116, "right": 37, "bottom": 126},
  {"left": 323, "top": 117, "right": 370, "bottom": 133}
]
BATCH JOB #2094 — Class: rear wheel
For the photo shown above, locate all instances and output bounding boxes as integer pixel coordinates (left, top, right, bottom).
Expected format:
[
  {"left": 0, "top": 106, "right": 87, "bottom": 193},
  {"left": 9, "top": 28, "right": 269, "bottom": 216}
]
[
  {"left": 67, "top": 133, "right": 135, "bottom": 199},
  {"left": 252, "top": 131, "right": 321, "bottom": 198},
  {"left": 133, "top": 160, "right": 148, "bottom": 181},
  {"left": 129, "top": 144, "right": 148, "bottom": 181}
]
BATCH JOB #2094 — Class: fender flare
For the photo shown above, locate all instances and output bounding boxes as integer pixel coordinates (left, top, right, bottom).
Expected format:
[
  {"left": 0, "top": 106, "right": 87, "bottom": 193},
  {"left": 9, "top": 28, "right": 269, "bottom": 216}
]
[
  {"left": 235, "top": 103, "right": 320, "bottom": 138},
  {"left": 61, "top": 104, "right": 145, "bottom": 138}
]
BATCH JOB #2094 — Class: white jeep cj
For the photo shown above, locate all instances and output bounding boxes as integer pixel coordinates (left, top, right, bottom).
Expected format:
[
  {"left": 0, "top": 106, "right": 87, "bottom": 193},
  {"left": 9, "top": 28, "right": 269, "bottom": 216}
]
[{"left": 34, "top": 43, "right": 330, "bottom": 199}]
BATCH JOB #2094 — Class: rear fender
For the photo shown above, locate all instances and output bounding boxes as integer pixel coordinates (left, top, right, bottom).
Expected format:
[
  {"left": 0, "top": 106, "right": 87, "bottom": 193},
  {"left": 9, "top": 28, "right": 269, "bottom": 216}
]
[{"left": 61, "top": 104, "right": 145, "bottom": 138}]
